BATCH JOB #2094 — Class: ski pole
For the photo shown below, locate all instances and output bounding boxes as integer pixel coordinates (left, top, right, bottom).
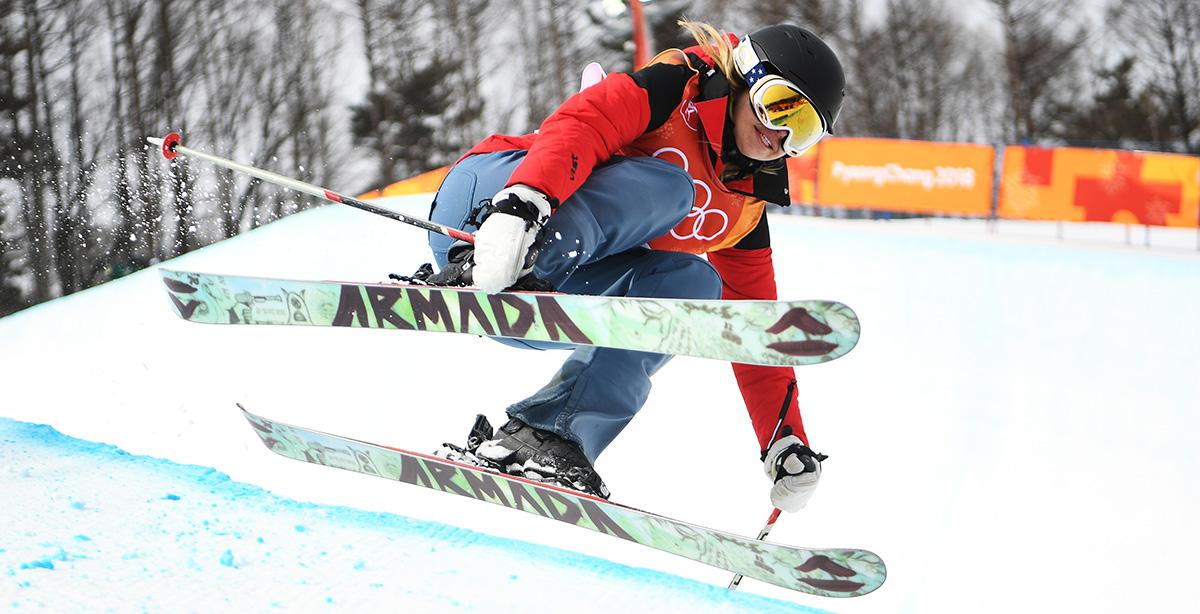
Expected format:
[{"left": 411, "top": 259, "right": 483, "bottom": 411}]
[
  {"left": 145, "top": 132, "right": 475, "bottom": 244},
  {"left": 728, "top": 507, "right": 783, "bottom": 590}
]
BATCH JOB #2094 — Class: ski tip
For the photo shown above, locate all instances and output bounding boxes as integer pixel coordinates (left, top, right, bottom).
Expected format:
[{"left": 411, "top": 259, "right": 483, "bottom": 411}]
[
  {"left": 236, "top": 402, "right": 265, "bottom": 422},
  {"left": 235, "top": 402, "right": 259, "bottom": 420}
]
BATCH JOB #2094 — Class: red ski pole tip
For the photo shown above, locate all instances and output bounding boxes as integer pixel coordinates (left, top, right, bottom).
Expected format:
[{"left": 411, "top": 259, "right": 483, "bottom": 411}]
[{"left": 161, "top": 132, "right": 182, "bottom": 160}]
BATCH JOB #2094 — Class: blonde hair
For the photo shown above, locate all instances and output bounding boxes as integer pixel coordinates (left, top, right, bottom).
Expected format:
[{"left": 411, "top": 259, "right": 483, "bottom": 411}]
[
  {"left": 677, "top": 18, "right": 743, "bottom": 89},
  {"left": 678, "top": 18, "right": 784, "bottom": 179}
]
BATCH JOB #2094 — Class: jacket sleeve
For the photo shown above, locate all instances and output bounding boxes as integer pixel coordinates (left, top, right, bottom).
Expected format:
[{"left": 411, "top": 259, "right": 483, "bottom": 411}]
[
  {"left": 707, "top": 216, "right": 810, "bottom": 452},
  {"left": 504, "top": 62, "right": 691, "bottom": 205}
]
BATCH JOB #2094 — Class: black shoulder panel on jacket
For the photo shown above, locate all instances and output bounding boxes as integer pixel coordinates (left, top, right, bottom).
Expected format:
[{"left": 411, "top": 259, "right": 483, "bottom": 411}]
[
  {"left": 733, "top": 210, "right": 772, "bottom": 250},
  {"left": 687, "top": 52, "right": 732, "bottom": 102},
  {"left": 629, "top": 62, "right": 693, "bottom": 133}
]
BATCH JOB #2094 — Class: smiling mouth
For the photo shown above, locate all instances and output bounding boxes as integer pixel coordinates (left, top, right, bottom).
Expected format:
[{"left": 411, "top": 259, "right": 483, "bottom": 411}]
[{"left": 756, "top": 126, "right": 776, "bottom": 151}]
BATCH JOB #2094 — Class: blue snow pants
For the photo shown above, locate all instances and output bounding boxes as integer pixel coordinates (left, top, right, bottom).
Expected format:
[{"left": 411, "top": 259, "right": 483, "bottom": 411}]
[{"left": 428, "top": 150, "right": 723, "bottom": 462}]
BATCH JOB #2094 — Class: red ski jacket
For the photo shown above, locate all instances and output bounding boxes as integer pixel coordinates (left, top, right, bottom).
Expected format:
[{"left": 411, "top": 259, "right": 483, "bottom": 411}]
[{"left": 461, "top": 39, "right": 810, "bottom": 452}]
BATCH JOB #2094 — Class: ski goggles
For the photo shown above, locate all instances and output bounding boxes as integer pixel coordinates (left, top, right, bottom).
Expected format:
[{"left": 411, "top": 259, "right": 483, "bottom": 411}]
[
  {"left": 733, "top": 35, "right": 828, "bottom": 157},
  {"left": 748, "top": 76, "right": 827, "bottom": 157}
]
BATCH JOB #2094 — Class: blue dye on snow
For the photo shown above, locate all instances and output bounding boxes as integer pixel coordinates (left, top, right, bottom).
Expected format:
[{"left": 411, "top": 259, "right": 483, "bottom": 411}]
[
  {"left": 17, "top": 547, "right": 71, "bottom": 572},
  {"left": 0, "top": 416, "right": 828, "bottom": 613}
]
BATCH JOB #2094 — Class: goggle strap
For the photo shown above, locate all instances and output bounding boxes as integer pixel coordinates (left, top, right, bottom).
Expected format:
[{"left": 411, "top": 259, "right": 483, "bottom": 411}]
[{"left": 733, "top": 39, "right": 769, "bottom": 87}]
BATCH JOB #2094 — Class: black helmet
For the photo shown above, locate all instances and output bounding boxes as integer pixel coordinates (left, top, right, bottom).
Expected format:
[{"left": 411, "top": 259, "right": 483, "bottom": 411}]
[{"left": 734, "top": 24, "right": 846, "bottom": 133}]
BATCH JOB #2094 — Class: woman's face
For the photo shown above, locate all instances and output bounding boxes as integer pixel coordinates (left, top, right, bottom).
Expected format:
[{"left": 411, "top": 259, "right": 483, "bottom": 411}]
[{"left": 731, "top": 90, "right": 789, "bottom": 162}]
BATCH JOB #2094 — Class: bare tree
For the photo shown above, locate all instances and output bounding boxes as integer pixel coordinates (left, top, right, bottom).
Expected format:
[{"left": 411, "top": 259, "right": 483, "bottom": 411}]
[
  {"left": 262, "top": 0, "right": 344, "bottom": 224},
  {"left": 837, "top": 0, "right": 886, "bottom": 135},
  {"left": 147, "top": 0, "right": 203, "bottom": 257},
  {"left": 434, "top": 0, "right": 489, "bottom": 152},
  {"left": 1108, "top": 0, "right": 1200, "bottom": 153},
  {"left": 1, "top": 0, "right": 357, "bottom": 308},
  {"left": 942, "top": 40, "right": 1003, "bottom": 143},
  {"left": 117, "top": 0, "right": 165, "bottom": 259},
  {"left": 990, "top": 0, "right": 1087, "bottom": 143},
  {"left": 0, "top": 1, "right": 30, "bottom": 312},
  {"left": 102, "top": 0, "right": 139, "bottom": 275},
  {"left": 753, "top": 0, "right": 844, "bottom": 37},
  {"left": 827, "top": 0, "right": 996, "bottom": 141},
  {"left": 353, "top": 0, "right": 426, "bottom": 184},
  {"left": 57, "top": 0, "right": 103, "bottom": 292},
  {"left": 517, "top": 0, "right": 582, "bottom": 127},
  {"left": 690, "top": 0, "right": 749, "bottom": 33},
  {"left": 1054, "top": 56, "right": 1162, "bottom": 148},
  {"left": 353, "top": 0, "right": 470, "bottom": 183},
  {"left": 0, "top": 199, "right": 25, "bottom": 315},
  {"left": 888, "top": 0, "right": 990, "bottom": 140},
  {"left": 189, "top": 0, "right": 292, "bottom": 239},
  {"left": 13, "top": 0, "right": 56, "bottom": 302}
]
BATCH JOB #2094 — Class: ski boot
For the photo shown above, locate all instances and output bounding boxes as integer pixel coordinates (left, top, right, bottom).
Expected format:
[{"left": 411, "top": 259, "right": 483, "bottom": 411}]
[
  {"left": 442, "top": 414, "right": 610, "bottom": 499},
  {"left": 437, "top": 413, "right": 498, "bottom": 464}
]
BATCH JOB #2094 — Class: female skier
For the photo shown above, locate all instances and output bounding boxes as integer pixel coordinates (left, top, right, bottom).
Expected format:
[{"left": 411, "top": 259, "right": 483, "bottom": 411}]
[{"left": 426, "top": 20, "right": 845, "bottom": 513}]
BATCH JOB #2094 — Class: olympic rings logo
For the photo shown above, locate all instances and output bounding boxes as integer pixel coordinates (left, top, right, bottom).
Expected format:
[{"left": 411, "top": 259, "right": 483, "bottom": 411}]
[{"left": 651, "top": 147, "right": 730, "bottom": 242}]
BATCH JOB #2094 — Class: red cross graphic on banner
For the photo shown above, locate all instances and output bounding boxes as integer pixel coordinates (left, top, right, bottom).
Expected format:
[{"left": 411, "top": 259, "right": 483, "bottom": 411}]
[{"left": 1074, "top": 152, "right": 1183, "bottom": 225}]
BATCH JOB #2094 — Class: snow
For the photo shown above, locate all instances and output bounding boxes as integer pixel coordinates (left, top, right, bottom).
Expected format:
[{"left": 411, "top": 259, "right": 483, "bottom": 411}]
[
  {"left": 1, "top": 194, "right": 1198, "bottom": 612},
  {"left": 0, "top": 418, "right": 808, "bottom": 613}
]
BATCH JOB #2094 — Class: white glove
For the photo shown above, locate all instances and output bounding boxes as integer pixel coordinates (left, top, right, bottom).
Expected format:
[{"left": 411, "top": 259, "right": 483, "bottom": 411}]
[
  {"left": 763, "top": 435, "right": 824, "bottom": 512},
  {"left": 472, "top": 184, "right": 554, "bottom": 294}
]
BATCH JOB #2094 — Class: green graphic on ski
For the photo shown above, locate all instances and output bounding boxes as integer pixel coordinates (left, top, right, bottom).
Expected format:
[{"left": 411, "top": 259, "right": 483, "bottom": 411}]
[
  {"left": 160, "top": 269, "right": 859, "bottom": 367},
  {"left": 238, "top": 405, "right": 886, "bottom": 597}
]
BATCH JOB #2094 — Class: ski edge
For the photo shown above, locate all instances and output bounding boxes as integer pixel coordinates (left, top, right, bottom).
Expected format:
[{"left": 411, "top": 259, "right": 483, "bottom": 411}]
[{"left": 161, "top": 267, "right": 853, "bottom": 308}]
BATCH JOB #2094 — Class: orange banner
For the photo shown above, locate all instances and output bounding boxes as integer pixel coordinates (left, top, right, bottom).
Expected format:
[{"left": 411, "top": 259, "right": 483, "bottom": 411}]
[
  {"left": 358, "top": 166, "right": 450, "bottom": 200},
  {"left": 999, "top": 146, "right": 1200, "bottom": 228},
  {"left": 786, "top": 146, "right": 819, "bottom": 204},
  {"left": 814, "top": 137, "right": 995, "bottom": 215}
]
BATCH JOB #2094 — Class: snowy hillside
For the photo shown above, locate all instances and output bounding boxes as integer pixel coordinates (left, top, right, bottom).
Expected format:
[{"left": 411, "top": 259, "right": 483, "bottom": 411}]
[
  {"left": 0, "top": 417, "right": 815, "bottom": 612},
  {"left": 2, "top": 195, "right": 1198, "bottom": 613}
]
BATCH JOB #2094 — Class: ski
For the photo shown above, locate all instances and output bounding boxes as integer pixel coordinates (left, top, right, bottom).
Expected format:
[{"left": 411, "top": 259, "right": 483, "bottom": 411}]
[
  {"left": 160, "top": 269, "right": 859, "bottom": 367},
  {"left": 238, "top": 404, "right": 886, "bottom": 597}
]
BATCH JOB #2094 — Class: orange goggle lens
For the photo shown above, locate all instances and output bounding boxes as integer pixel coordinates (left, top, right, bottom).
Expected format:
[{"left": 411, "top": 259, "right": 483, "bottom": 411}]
[{"left": 752, "top": 79, "right": 826, "bottom": 156}]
